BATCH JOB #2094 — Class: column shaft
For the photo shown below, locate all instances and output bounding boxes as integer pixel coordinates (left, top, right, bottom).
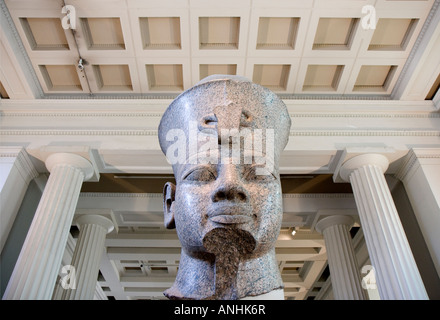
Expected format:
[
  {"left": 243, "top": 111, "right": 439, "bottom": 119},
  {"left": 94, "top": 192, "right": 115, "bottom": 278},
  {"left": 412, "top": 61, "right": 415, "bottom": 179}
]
[
  {"left": 61, "top": 215, "right": 113, "bottom": 300},
  {"left": 3, "top": 163, "right": 85, "bottom": 299},
  {"left": 325, "top": 224, "right": 366, "bottom": 299},
  {"left": 317, "top": 216, "right": 366, "bottom": 300},
  {"left": 349, "top": 164, "right": 428, "bottom": 299},
  {"left": 62, "top": 225, "right": 105, "bottom": 299}
]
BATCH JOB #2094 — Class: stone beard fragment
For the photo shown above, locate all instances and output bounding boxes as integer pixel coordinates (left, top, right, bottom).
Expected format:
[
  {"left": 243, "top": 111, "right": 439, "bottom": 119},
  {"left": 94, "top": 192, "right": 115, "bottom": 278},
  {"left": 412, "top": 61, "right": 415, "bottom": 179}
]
[{"left": 202, "top": 228, "right": 256, "bottom": 300}]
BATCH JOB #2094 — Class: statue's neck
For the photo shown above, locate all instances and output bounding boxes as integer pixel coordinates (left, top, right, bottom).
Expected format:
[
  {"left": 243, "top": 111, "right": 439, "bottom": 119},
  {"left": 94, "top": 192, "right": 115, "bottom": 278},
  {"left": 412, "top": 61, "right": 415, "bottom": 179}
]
[
  {"left": 236, "top": 249, "right": 284, "bottom": 298},
  {"left": 164, "top": 248, "right": 283, "bottom": 300},
  {"left": 164, "top": 249, "right": 216, "bottom": 300}
]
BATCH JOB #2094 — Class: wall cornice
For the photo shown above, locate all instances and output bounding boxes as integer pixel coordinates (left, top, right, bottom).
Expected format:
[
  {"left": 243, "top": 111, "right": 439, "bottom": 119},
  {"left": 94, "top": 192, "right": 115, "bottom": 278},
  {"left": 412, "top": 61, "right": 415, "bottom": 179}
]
[
  {"left": 1, "top": 129, "right": 439, "bottom": 137},
  {"left": 0, "top": 0, "right": 43, "bottom": 98},
  {"left": 2, "top": 111, "right": 440, "bottom": 119},
  {"left": 0, "top": 146, "right": 38, "bottom": 181},
  {"left": 79, "top": 192, "right": 354, "bottom": 199},
  {"left": 392, "top": 0, "right": 440, "bottom": 99},
  {"left": 395, "top": 148, "right": 440, "bottom": 181}
]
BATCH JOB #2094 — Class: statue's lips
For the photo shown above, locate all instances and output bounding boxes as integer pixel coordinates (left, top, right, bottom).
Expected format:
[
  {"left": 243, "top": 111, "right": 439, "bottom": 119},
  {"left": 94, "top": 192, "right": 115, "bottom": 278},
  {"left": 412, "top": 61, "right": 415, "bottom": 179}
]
[
  {"left": 207, "top": 204, "right": 253, "bottom": 225},
  {"left": 210, "top": 215, "right": 252, "bottom": 224}
]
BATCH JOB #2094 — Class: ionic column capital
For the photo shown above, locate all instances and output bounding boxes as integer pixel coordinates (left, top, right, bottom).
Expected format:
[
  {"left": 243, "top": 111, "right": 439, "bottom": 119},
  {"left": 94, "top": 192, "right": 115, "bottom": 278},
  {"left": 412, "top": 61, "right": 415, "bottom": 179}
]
[
  {"left": 315, "top": 215, "right": 354, "bottom": 234},
  {"left": 339, "top": 154, "right": 389, "bottom": 182},
  {"left": 45, "top": 153, "right": 94, "bottom": 181},
  {"left": 75, "top": 215, "right": 114, "bottom": 234}
]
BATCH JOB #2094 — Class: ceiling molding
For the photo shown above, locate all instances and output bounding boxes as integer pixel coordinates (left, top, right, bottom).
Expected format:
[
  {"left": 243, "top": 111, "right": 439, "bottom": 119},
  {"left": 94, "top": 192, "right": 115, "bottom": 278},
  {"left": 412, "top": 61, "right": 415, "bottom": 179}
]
[
  {"left": 391, "top": 0, "right": 440, "bottom": 100},
  {"left": 1, "top": 96, "right": 437, "bottom": 111},
  {"left": 80, "top": 192, "right": 163, "bottom": 198},
  {"left": 78, "top": 192, "right": 354, "bottom": 200},
  {"left": 0, "top": 0, "right": 43, "bottom": 98},
  {"left": 394, "top": 147, "right": 440, "bottom": 181},
  {"left": 38, "top": 92, "right": 394, "bottom": 100},
  {"left": 2, "top": 129, "right": 439, "bottom": 137},
  {"left": 2, "top": 111, "right": 440, "bottom": 119},
  {"left": 0, "top": 146, "right": 38, "bottom": 181}
]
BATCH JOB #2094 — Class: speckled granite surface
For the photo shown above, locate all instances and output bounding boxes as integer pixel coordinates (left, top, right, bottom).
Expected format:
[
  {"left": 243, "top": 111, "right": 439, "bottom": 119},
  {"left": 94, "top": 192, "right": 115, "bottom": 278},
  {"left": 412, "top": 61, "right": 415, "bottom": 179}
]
[{"left": 158, "top": 75, "right": 291, "bottom": 300}]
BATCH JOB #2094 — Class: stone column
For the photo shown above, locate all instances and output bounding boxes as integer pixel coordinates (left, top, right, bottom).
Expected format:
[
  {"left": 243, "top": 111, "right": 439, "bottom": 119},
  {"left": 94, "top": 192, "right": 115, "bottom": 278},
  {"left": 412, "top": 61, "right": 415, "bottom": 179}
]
[
  {"left": 3, "top": 153, "right": 94, "bottom": 300},
  {"left": 339, "top": 154, "right": 428, "bottom": 299},
  {"left": 61, "top": 215, "right": 114, "bottom": 300},
  {"left": 316, "top": 215, "right": 367, "bottom": 300}
]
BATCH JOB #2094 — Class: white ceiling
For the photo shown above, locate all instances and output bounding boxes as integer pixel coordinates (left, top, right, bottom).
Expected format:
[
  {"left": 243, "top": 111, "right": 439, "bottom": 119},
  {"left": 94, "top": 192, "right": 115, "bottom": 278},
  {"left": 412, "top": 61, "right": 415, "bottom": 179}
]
[{"left": 2, "top": 0, "right": 436, "bottom": 99}]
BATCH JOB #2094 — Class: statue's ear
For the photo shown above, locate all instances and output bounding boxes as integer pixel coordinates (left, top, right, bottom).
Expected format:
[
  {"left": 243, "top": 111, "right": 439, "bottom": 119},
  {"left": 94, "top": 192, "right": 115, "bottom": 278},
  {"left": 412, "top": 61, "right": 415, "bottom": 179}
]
[{"left": 163, "top": 182, "right": 176, "bottom": 229}]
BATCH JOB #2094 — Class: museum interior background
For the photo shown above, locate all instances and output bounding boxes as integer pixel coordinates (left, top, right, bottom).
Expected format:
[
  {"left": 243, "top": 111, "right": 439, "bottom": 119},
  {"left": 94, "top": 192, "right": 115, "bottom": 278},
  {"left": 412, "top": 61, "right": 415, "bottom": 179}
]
[{"left": 1, "top": 0, "right": 440, "bottom": 300}]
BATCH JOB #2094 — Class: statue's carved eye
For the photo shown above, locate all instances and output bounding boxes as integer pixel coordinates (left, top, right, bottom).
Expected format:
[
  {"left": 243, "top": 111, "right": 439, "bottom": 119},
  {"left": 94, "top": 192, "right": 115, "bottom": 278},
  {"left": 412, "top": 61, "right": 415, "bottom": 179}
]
[
  {"left": 240, "top": 111, "right": 253, "bottom": 127},
  {"left": 183, "top": 168, "right": 216, "bottom": 182},
  {"left": 205, "top": 118, "right": 217, "bottom": 125},
  {"left": 241, "top": 111, "right": 252, "bottom": 121},
  {"left": 201, "top": 114, "right": 218, "bottom": 128},
  {"left": 243, "top": 166, "right": 276, "bottom": 182}
]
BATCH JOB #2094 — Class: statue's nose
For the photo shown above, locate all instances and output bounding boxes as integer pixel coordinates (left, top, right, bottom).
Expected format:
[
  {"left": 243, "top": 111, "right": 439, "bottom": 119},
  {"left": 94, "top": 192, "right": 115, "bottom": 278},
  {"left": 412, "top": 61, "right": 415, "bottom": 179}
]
[
  {"left": 211, "top": 166, "right": 249, "bottom": 203},
  {"left": 212, "top": 184, "right": 248, "bottom": 203}
]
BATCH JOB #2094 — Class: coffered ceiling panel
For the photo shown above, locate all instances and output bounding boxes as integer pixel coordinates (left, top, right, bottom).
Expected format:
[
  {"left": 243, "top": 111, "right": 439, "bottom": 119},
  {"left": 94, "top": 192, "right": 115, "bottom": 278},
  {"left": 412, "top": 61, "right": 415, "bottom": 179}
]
[
  {"left": 39, "top": 64, "right": 82, "bottom": 91},
  {"left": 139, "top": 17, "right": 182, "bottom": 50},
  {"left": 313, "top": 18, "right": 359, "bottom": 50},
  {"left": 198, "top": 16, "right": 240, "bottom": 49},
  {"left": 3, "top": 0, "right": 435, "bottom": 98},
  {"left": 20, "top": 17, "right": 69, "bottom": 50},
  {"left": 81, "top": 17, "right": 125, "bottom": 50},
  {"left": 368, "top": 18, "right": 418, "bottom": 51},
  {"left": 256, "top": 17, "right": 299, "bottom": 50}
]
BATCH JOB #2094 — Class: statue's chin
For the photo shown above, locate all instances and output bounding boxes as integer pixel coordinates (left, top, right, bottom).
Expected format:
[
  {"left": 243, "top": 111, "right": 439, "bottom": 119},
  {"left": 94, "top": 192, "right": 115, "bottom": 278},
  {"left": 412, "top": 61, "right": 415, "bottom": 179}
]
[
  {"left": 201, "top": 228, "right": 257, "bottom": 299},
  {"left": 202, "top": 227, "right": 256, "bottom": 256},
  {"left": 180, "top": 225, "right": 278, "bottom": 261}
]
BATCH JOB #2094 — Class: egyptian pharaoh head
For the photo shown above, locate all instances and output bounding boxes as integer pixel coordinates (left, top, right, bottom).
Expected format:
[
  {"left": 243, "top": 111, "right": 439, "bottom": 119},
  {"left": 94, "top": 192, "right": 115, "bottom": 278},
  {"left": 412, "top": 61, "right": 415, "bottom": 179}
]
[{"left": 158, "top": 75, "right": 291, "bottom": 300}]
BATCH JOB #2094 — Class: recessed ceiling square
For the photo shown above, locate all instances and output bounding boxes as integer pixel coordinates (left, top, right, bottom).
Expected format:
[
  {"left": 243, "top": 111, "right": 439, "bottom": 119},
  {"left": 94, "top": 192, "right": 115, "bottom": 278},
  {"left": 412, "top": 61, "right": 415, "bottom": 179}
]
[
  {"left": 39, "top": 65, "right": 82, "bottom": 91},
  {"left": 93, "top": 64, "right": 132, "bottom": 91},
  {"left": 253, "top": 64, "right": 291, "bottom": 91},
  {"left": 368, "top": 18, "right": 418, "bottom": 51},
  {"left": 146, "top": 64, "right": 183, "bottom": 91},
  {"left": 140, "top": 17, "right": 181, "bottom": 50},
  {"left": 313, "top": 18, "right": 358, "bottom": 50},
  {"left": 354, "top": 65, "right": 397, "bottom": 92},
  {"left": 257, "top": 17, "right": 299, "bottom": 50},
  {"left": 81, "top": 17, "right": 125, "bottom": 50},
  {"left": 199, "top": 64, "right": 237, "bottom": 80},
  {"left": 0, "top": 81, "right": 9, "bottom": 99},
  {"left": 199, "top": 17, "right": 240, "bottom": 49},
  {"left": 303, "top": 65, "right": 344, "bottom": 91},
  {"left": 20, "top": 18, "right": 69, "bottom": 50}
]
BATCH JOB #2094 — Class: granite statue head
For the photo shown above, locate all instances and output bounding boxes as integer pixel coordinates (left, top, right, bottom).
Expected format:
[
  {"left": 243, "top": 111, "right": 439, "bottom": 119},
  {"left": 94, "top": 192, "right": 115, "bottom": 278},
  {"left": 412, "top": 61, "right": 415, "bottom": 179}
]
[{"left": 158, "top": 75, "right": 291, "bottom": 299}]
